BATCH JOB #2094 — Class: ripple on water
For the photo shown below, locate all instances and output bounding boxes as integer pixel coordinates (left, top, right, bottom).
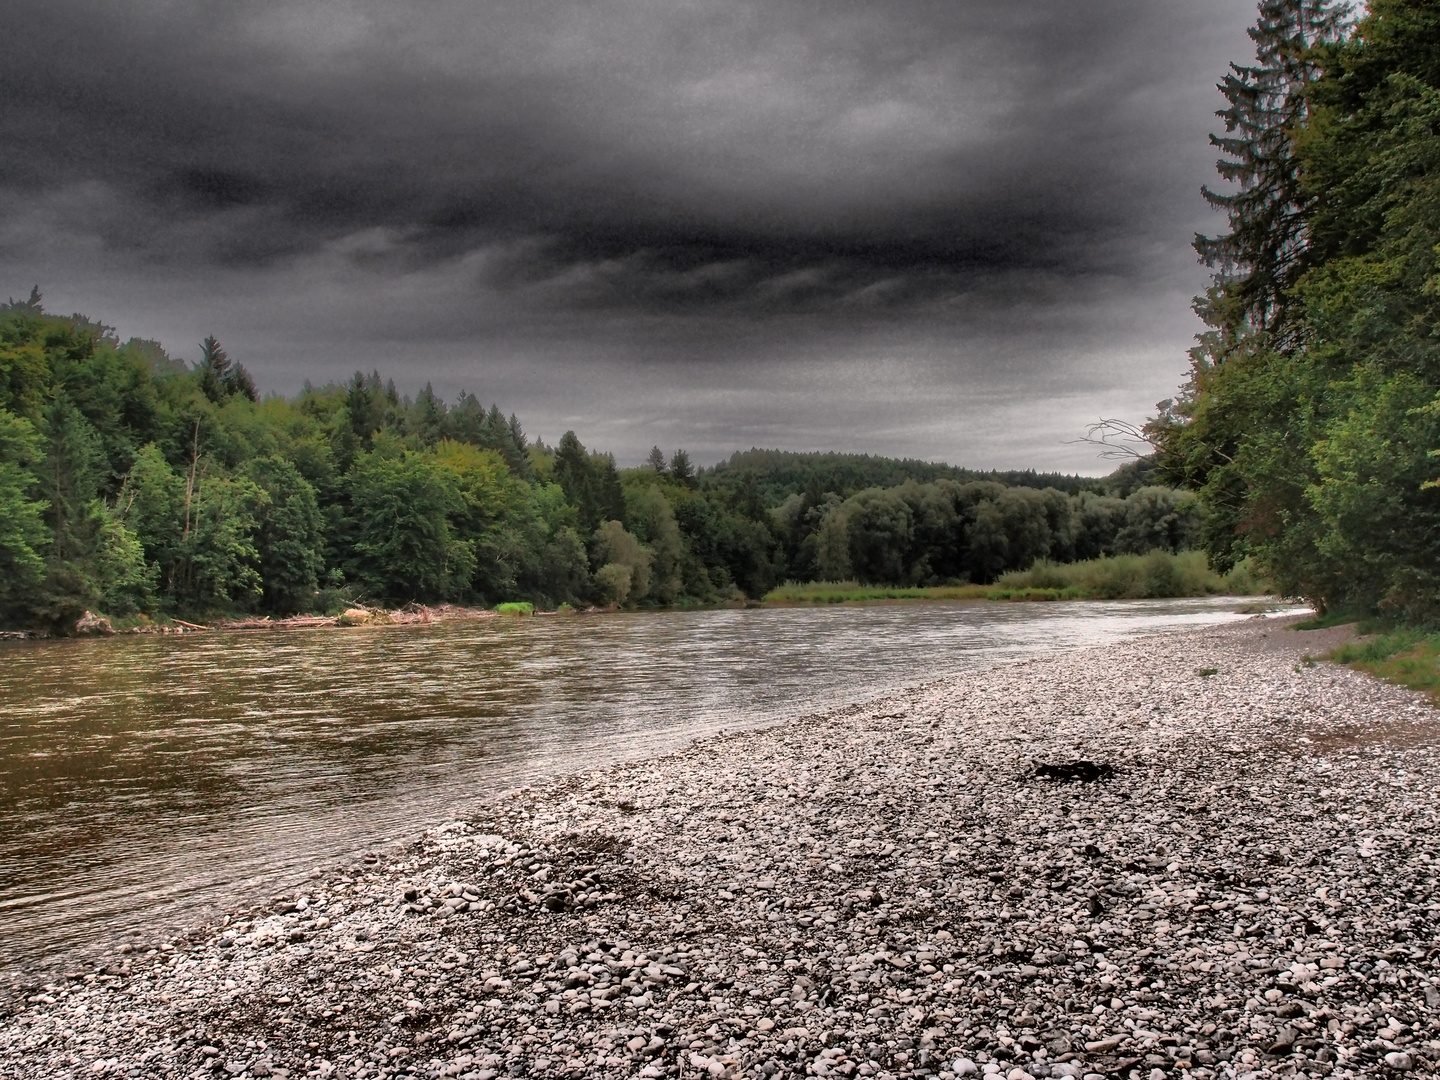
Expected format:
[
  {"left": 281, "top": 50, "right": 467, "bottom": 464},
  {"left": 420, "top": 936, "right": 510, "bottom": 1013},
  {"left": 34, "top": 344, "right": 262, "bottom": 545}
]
[{"left": 0, "top": 596, "right": 1280, "bottom": 971}]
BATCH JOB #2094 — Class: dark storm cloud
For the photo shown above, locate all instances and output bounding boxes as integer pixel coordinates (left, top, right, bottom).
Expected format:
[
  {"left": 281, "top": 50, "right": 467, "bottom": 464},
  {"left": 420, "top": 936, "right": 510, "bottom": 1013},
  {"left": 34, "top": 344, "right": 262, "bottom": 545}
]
[
  {"left": 0, "top": 0, "right": 1257, "bottom": 467},
  {"left": 3, "top": 0, "right": 1243, "bottom": 307}
]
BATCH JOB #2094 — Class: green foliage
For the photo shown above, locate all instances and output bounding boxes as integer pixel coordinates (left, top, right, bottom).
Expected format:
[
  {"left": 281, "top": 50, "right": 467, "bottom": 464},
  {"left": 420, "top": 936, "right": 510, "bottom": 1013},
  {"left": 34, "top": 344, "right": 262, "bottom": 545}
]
[
  {"left": 795, "top": 479, "right": 1202, "bottom": 588},
  {"left": 994, "top": 550, "right": 1267, "bottom": 599},
  {"left": 494, "top": 601, "right": 534, "bottom": 616},
  {"left": 0, "top": 315, "right": 52, "bottom": 419},
  {"left": 592, "top": 519, "right": 651, "bottom": 606},
  {"left": 702, "top": 448, "right": 1121, "bottom": 507},
  {"left": 668, "top": 448, "right": 696, "bottom": 487},
  {"left": 346, "top": 446, "right": 474, "bottom": 602},
  {"left": 0, "top": 408, "right": 49, "bottom": 620},
  {"left": 593, "top": 562, "right": 634, "bottom": 606},
  {"left": 176, "top": 474, "right": 265, "bottom": 610},
  {"left": 764, "top": 550, "right": 1259, "bottom": 603},
  {"left": 624, "top": 485, "right": 684, "bottom": 604},
  {"left": 0, "top": 293, "right": 1224, "bottom": 629},
  {"left": 198, "top": 337, "right": 258, "bottom": 404},
  {"left": 247, "top": 456, "right": 325, "bottom": 613},
  {"left": 553, "top": 431, "right": 625, "bottom": 536},
  {"left": 1155, "top": 0, "right": 1440, "bottom": 624},
  {"left": 1195, "top": 0, "right": 1347, "bottom": 336},
  {"left": 88, "top": 502, "right": 156, "bottom": 615}
]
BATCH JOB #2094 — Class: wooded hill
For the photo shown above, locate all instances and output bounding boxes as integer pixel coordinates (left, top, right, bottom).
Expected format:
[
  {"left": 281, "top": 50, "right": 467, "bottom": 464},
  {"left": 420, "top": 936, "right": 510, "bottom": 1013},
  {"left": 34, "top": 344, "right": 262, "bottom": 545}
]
[{"left": 0, "top": 295, "right": 1198, "bottom": 629}]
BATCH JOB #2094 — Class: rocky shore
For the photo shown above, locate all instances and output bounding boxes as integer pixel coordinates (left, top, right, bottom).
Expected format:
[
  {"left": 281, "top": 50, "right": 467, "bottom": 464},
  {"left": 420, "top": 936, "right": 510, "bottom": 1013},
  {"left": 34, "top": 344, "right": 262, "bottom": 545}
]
[
  {"left": 3, "top": 616, "right": 1438, "bottom": 1080},
  {"left": 0, "top": 603, "right": 505, "bottom": 641}
]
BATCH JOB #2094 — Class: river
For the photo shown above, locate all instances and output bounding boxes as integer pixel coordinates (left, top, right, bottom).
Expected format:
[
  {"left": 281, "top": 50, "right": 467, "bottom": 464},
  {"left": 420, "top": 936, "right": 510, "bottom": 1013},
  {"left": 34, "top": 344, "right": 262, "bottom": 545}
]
[{"left": 0, "top": 597, "right": 1276, "bottom": 976}]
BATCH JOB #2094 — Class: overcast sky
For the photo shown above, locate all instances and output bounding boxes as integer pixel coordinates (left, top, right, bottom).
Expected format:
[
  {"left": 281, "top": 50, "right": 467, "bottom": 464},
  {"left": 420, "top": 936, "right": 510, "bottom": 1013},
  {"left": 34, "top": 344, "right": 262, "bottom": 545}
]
[{"left": 1, "top": 0, "right": 1258, "bottom": 471}]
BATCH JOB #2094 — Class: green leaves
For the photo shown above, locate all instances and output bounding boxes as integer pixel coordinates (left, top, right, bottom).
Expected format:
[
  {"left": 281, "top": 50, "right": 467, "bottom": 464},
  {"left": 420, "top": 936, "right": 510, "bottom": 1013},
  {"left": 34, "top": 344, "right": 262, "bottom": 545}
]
[
  {"left": 0, "top": 409, "right": 49, "bottom": 620},
  {"left": 346, "top": 448, "right": 474, "bottom": 602},
  {"left": 1161, "top": 0, "right": 1440, "bottom": 622},
  {"left": 247, "top": 456, "right": 325, "bottom": 614}
]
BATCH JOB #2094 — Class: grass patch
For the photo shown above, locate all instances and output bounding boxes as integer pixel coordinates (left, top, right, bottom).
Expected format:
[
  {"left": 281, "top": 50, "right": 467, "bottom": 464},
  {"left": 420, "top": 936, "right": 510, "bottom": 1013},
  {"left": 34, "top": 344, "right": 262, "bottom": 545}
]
[
  {"left": 994, "top": 550, "right": 1268, "bottom": 600},
  {"left": 763, "top": 552, "right": 1270, "bottom": 606},
  {"left": 494, "top": 601, "right": 535, "bottom": 616},
  {"left": 1291, "top": 608, "right": 1375, "bottom": 631},
  {"left": 1327, "top": 629, "right": 1440, "bottom": 701}
]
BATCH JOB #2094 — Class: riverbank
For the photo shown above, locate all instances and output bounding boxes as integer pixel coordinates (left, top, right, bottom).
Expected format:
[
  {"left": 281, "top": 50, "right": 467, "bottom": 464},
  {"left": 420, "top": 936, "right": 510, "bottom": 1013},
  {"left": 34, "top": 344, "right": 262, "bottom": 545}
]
[
  {"left": 3, "top": 617, "right": 1437, "bottom": 1080},
  {"left": 0, "top": 604, "right": 504, "bottom": 640},
  {"left": 763, "top": 554, "right": 1270, "bottom": 607}
]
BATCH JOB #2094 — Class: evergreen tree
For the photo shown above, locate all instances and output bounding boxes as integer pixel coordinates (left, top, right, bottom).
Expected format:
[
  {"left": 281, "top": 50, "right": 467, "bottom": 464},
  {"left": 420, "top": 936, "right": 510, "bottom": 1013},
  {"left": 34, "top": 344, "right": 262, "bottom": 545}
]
[
  {"left": 411, "top": 383, "right": 446, "bottom": 447},
  {"left": 669, "top": 448, "right": 696, "bottom": 487},
  {"left": 345, "top": 371, "right": 378, "bottom": 444},
  {"left": 645, "top": 446, "right": 668, "bottom": 475},
  {"left": 197, "top": 336, "right": 258, "bottom": 403},
  {"left": 591, "top": 452, "right": 627, "bottom": 524},
  {"left": 505, "top": 413, "right": 531, "bottom": 477},
  {"left": 553, "top": 431, "right": 598, "bottom": 533},
  {"left": 3, "top": 286, "right": 43, "bottom": 314},
  {"left": 1195, "top": 0, "right": 1347, "bottom": 340}
]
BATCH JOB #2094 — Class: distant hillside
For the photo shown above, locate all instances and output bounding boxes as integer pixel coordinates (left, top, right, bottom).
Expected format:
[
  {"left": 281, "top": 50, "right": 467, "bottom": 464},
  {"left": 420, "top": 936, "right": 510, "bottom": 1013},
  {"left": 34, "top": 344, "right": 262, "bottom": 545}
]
[{"left": 700, "top": 448, "right": 1131, "bottom": 504}]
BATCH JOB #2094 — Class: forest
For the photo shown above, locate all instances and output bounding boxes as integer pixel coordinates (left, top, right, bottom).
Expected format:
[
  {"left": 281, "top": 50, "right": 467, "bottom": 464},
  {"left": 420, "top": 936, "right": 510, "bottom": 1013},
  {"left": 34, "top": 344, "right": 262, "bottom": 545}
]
[
  {"left": 0, "top": 296, "right": 1202, "bottom": 630},
  {"left": 1154, "top": 0, "right": 1440, "bottom": 625},
  {"left": 17, "top": 0, "right": 1430, "bottom": 632}
]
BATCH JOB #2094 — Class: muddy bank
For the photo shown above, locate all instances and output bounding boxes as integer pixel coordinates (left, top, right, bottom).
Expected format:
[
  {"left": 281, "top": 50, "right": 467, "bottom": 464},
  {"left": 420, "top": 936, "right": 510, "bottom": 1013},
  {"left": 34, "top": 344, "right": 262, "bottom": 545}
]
[{"left": 2, "top": 617, "right": 1436, "bottom": 1080}]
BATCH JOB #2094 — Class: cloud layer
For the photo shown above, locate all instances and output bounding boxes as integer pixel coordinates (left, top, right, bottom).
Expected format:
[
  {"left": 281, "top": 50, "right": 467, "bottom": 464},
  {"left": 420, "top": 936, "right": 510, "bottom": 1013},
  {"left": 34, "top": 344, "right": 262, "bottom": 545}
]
[{"left": 0, "top": 0, "right": 1257, "bottom": 469}]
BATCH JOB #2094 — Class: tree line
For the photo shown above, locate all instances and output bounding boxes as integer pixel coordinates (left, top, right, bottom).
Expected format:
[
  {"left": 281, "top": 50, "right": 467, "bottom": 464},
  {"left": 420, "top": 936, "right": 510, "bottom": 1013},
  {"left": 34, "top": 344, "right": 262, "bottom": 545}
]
[
  {"left": 0, "top": 293, "right": 1201, "bottom": 629},
  {"left": 1152, "top": 0, "right": 1440, "bottom": 624}
]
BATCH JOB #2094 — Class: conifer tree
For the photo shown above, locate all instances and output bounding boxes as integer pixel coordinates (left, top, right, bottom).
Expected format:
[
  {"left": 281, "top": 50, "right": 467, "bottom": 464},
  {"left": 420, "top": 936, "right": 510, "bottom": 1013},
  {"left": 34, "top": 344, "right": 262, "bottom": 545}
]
[
  {"left": 197, "top": 335, "right": 258, "bottom": 402},
  {"left": 669, "top": 448, "right": 695, "bottom": 487},
  {"left": 1195, "top": 0, "right": 1347, "bottom": 341},
  {"left": 198, "top": 336, "right": 230, "bottom": 404}
]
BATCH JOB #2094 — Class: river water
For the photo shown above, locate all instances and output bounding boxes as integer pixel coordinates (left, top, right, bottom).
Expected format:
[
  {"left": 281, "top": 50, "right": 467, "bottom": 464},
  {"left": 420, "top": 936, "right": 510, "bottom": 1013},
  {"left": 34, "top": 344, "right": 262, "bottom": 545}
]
[{"left": 0, "top": 597, "right": 1273, "bottom": 974}]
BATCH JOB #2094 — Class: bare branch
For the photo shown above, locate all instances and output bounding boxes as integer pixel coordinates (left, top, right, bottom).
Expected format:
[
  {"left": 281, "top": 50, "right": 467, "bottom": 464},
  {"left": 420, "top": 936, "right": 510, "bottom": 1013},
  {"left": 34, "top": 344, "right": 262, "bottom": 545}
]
[{"left": 1068, "top": 418, "right": 1157, "bottom": 460}]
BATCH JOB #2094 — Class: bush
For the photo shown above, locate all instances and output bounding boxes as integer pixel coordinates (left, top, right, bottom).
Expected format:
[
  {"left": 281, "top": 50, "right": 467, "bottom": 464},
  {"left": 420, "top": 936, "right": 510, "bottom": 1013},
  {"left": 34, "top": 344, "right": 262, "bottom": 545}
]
[
  {"left": 495, "top": 601, "right": 534, "bottom": 616},
  {"left": 995, "top": 550, "right": 1267, "bottom": 599}
]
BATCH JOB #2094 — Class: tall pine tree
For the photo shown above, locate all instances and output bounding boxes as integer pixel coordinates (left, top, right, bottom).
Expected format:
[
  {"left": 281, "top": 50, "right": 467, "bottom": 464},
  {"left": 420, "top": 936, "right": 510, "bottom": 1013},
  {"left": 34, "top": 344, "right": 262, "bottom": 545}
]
[{"left": 1195, "top": 0, "right": 1348, "bottom": 342}]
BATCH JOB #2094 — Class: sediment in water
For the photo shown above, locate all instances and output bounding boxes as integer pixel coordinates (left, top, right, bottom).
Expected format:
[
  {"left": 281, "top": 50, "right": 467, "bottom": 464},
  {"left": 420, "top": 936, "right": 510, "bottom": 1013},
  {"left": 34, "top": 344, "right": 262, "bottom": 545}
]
[{"left": 3, "top": 617, "right": 1437, "bottom": 1080}]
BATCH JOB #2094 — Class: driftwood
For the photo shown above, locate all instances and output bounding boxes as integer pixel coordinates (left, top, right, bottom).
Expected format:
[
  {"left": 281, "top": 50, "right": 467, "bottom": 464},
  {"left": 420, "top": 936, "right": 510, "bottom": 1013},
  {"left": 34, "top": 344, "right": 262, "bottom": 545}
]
[
  {"left": 1030, "top": 759, "right": 1115, "bottom": 783},
  {"left": 219, "top": 614, "right": 339, "bottom": 631},
  {"left": 209, "top": 603, "right": 499, "bottom": 632}
]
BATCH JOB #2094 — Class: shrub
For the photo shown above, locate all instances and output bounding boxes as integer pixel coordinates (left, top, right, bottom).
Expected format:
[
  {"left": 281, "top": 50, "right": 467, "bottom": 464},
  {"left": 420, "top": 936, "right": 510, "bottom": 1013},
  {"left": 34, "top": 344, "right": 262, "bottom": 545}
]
[{"left": 994, "top": 550, "right": 1267, "bottom": 599}]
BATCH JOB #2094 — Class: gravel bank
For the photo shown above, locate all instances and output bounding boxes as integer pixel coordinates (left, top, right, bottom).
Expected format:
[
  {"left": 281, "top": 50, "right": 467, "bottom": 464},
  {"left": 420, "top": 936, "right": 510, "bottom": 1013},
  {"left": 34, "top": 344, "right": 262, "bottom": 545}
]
[{"left": 4, "top": 616, "right": 1438, "bottom": 1080}]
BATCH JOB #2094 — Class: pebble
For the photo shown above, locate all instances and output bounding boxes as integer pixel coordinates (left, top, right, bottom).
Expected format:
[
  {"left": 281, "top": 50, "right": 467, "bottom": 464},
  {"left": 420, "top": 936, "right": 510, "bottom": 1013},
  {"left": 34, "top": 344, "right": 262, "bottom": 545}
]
[{"left": 2, "top": 617, "right": 1438, "bottom": 1080}]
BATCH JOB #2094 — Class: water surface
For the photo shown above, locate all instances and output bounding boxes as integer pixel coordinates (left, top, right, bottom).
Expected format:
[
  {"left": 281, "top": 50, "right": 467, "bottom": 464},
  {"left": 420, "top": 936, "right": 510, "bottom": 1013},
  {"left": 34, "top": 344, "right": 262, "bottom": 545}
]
[{"left": 0, "top": 597, "right": 1271, "bottom": 972}]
